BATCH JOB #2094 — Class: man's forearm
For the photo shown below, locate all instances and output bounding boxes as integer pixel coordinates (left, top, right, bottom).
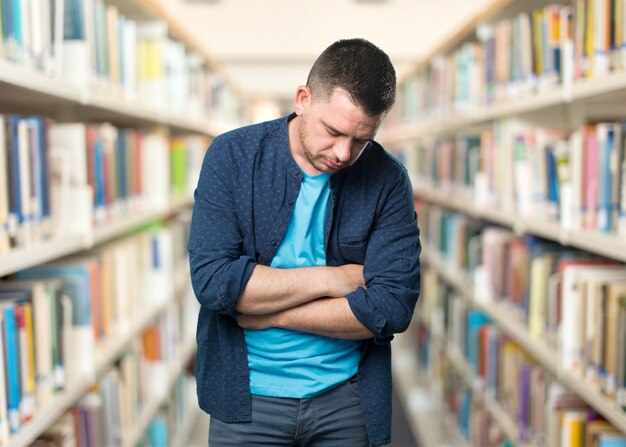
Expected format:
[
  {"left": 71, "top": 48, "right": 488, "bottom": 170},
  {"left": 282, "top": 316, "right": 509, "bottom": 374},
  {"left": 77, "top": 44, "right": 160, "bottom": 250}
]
[
  {"left": 236, "top": 264, "right": 364, "bottom": 315},
  {"left": 237, "top": 297, "right": 373, "bottom": 340}
]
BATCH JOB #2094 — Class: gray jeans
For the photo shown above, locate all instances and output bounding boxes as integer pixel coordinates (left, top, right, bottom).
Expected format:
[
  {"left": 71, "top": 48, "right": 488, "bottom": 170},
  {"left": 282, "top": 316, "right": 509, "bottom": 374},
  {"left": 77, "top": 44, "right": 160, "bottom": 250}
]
[{"left": 208, "top": 377, "right": 369, "bottom": 446}]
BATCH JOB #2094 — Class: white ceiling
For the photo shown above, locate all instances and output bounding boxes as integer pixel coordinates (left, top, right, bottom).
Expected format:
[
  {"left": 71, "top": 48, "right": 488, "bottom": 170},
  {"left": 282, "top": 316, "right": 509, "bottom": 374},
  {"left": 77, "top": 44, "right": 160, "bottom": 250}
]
[{"left": 169, "top": 0, "right": 493, "bottom": 102}]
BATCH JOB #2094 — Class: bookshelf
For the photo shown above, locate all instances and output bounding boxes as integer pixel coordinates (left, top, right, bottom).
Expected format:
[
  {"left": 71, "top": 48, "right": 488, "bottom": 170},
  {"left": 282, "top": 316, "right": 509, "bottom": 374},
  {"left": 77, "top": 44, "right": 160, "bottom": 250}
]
[
  {"left": 9, "top": 265, "right": 187, "bottom": 447},
  {"left": 383, "top": 0, "right": 626, "bottom": 444},
  {"left": 0, "top": 0, "right": 241, "bottom": 444},
  {"left": 423, "top": 250, "right": 626, "bottom": 436}
]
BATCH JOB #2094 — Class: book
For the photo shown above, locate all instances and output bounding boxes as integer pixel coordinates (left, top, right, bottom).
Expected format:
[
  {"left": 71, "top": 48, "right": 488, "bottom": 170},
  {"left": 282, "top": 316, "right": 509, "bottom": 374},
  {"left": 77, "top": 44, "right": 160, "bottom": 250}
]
[
  {"left": 604, "top": 282, "right": 626, "bottom": 398},
  {"left": 0, "top": 115, "right": 9, "bottom": 253},
  {"left": 61, "top": 0, "right": 89, "bottom": 87},
  {"left": 17, "top": 259, "right": 97, "bottom": 382},
  {"left": 0, "top": 279, "right": 59, "bottom": 406},
  {"left": 1, "top": 299, "right": 21, "bottom": 434},
  {"left": 568, "top": 129, "right": 584, "bottom": 230},
  {"left": 518, "top": 363, "right": 533, "bottom": 442},
  {"left": 48, "top": 122, "right": 92, "bottom": 236},
  {"left": 15, "top": 299, "right": 35, "bottom": 422},
  {"left": 586, "top": 419, "right": 619, "bottom": 445},
  {"left": 618, "top": 292, "right": 626, "bottom": 408},
  {"left": 598, "top": 123, "right": 615, "bottom": 233},
  {"left": 0, "top": 309, "right": 9, "bottom": 444},
  {"left": 147, "top": 414, "right": 168, "bottom": 447},
  {"left": 560, "top": 265, "right": 626, "bottom": 375},
  {"left": 599, "top": 436, "right": 626, "bottom": 447},
  {"left": 561, "top": 410, "right": 585, "bottom": 447},
  {"left": 584, "top": 125, "right": 601, "bottom": 231}
]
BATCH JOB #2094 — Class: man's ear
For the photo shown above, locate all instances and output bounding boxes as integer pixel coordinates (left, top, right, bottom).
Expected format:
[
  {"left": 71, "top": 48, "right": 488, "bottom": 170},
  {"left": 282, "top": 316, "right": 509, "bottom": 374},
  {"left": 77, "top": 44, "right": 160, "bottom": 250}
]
[{"left": 294, "top": 85, "right": 311, "bottom": 116}]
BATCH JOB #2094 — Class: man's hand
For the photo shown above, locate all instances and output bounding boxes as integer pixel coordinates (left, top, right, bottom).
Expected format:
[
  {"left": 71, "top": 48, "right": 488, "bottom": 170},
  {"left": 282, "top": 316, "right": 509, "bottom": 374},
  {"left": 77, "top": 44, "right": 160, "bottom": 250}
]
[{"left": 328, "top": 264, "right": 366, "bottom": 297}]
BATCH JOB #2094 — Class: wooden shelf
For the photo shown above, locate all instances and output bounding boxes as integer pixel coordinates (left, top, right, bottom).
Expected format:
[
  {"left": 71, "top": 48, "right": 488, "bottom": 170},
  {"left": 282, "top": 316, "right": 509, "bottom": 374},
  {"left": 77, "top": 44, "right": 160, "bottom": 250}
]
[
  {"left": 0, "top": 60, "right": 83, "bottom": 104},
  {"left": 413, "top": 186, "right": 626, "bottom": 263},
  {"left": 0, "top": 197, "right": 194, "bottom": 279},
  {"left": 0, "top": 60, "right": 235, "bottom": 136},
  {"left": 381, "top": 71, "right": 626, "bottom": 143},
  {"left": 0, "top": 235, "right": 88, "bottom": 279},
  {"left": 91, "top": 197, "right": 194, "bottom": 245}
]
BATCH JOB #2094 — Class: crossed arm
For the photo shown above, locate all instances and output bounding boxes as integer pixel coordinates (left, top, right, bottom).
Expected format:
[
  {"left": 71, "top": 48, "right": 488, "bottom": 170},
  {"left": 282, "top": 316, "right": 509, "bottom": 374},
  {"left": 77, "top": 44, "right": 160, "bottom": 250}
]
[{"left": 235, "top": 264, "right": 374, "bottom": 340}]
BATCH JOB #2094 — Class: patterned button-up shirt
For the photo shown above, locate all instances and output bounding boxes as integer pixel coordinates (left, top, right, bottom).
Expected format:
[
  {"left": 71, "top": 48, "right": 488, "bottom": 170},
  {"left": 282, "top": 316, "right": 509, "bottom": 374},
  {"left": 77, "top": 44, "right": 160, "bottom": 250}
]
[{"left": 188, "top": 114, "right": 421, "bottom": 447}]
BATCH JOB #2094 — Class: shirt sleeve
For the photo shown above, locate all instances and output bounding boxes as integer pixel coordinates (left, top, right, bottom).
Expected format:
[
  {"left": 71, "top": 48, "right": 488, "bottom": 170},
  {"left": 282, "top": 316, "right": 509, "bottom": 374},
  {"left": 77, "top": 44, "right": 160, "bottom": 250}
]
[
  {"left": 187, "top": 138, "right": 256, "bottom": 318},
  {"left": 346, "top": 170, "right": 421, "bottom": 344}
]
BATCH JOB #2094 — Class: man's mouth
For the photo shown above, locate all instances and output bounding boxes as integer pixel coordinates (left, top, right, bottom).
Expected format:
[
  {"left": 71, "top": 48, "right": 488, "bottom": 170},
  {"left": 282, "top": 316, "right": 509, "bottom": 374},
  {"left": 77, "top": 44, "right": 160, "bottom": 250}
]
[{"left": 322, "top": 158, "right": 344, "bottom": 170}]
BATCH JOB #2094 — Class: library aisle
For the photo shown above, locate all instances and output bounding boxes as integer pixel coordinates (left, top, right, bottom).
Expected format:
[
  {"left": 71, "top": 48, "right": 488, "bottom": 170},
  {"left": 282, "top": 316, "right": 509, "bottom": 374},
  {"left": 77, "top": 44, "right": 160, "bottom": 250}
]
[{"left": 5, "top": 0, "right": 626, "bottom": 446}]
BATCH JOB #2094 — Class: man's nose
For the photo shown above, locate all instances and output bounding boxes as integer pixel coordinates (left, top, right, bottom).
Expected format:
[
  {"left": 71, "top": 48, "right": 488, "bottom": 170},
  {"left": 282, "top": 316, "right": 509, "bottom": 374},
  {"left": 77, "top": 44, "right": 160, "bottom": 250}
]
[{"left": 334, "top": 138, "right": 352, "bottom": 163}]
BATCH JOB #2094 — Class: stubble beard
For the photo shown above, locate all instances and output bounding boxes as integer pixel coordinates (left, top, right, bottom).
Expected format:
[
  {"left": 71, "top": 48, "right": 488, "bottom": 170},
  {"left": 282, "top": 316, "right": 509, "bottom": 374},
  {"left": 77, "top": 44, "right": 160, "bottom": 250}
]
[{"left": 298, "top": 117, "right": 341, "bottom": 175}]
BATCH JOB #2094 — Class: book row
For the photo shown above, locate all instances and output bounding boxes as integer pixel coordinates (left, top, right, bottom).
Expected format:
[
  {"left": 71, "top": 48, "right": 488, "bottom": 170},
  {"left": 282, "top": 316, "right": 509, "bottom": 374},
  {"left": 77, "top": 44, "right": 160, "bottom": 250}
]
[
  {"left": 415, "top": 269, "right": 626, "bottom": 446},
  {"left": 417, "top": 201, "right": 626, "bottom": 409},
  {"left": 392, "top": 1, "right": 626, "bottom": 123},
  {"left": 31, "top": 326, "right": 197, "bottom": 447},
  {"left": 0, "top": 215, "right": 195, "bottom": 443},
  {"left": 0, "top": 0, "right": 241, "bottom": 123},
  {"left": 0, "top": 114, "right": 208, "bottom": 253},
  {"left": 402, "top": 119, "right": 626, "bottom": 237}
]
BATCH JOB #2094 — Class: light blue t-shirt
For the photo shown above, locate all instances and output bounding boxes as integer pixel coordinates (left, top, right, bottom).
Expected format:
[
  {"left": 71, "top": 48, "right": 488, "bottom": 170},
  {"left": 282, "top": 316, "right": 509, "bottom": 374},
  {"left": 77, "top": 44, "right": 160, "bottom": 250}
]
[{"left": 244, "top": 170, "right": 362, "bottom": 398}]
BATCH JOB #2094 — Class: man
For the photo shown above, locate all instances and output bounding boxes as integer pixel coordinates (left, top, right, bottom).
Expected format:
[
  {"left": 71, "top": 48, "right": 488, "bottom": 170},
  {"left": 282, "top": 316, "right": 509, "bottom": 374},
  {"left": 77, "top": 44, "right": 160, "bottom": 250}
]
[{"left": 188, "top": 38, "right": 421, "bottom": 447}]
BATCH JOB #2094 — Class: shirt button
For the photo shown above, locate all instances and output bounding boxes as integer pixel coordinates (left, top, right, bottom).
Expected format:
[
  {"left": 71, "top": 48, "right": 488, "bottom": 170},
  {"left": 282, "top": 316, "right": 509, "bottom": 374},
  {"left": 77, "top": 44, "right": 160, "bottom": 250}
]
[
  {"left": 238, "top": 348, "right": 244, "bottom": 354},
  {"left": 288, "top": 200, "right": 294, "bottom": 206},
  {"left": 271, "top": 240, "right": 277, "bottom": 246}
]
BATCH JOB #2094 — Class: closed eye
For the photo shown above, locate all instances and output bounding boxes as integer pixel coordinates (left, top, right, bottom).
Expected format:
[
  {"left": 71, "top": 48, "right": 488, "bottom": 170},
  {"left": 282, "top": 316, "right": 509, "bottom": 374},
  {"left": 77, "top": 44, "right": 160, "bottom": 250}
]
[{"left": 324, "top": 123, "right": 370, "bottom": 145}]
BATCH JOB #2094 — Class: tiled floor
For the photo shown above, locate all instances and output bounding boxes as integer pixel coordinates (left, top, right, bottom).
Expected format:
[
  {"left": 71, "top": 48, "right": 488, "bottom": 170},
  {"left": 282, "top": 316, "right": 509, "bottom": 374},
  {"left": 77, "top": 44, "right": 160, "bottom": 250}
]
[{"left": 184, "top": 388, "right": 419, "bottom": 447}]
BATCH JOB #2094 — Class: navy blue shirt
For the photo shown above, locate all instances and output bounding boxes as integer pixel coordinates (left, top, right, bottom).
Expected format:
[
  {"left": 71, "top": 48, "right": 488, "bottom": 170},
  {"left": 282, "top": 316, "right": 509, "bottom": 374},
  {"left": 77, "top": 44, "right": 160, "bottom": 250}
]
[{"left": 188, "top": 114, "right": 421, "bottom": 447}]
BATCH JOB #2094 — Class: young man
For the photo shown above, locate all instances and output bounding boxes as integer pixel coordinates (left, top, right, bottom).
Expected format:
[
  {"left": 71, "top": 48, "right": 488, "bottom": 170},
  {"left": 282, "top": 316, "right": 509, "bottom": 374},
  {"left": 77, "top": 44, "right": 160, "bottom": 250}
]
[{"left": 188, "top": 38, "right": 421, "bottom": 446}]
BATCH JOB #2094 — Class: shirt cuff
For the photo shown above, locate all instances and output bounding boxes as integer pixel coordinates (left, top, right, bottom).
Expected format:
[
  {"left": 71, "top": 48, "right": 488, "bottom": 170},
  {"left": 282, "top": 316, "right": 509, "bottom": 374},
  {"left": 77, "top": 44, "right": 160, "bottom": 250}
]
[{"left": 347, "top": 288, "right": 394, "bottom": 344}]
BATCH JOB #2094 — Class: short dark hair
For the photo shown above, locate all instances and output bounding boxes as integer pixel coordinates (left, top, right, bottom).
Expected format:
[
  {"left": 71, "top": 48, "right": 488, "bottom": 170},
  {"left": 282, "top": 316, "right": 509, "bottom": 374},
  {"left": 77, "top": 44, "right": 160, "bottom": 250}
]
[{"left": 306, "top": 38, "right": 396, "bottom": 116}]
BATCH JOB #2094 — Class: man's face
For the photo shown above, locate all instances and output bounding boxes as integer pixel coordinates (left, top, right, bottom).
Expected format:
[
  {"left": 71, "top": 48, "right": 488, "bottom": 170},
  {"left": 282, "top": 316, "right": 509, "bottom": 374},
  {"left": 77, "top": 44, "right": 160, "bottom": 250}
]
[{"left": 294, "top": 87, "right": 381, "bottom": 175}]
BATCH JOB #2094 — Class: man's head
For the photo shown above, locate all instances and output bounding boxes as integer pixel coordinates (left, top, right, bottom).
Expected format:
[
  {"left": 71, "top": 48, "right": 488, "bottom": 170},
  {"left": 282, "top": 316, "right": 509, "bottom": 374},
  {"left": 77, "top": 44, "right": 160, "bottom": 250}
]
[
  {"left": 306, "top": 38, "right": 396, "bottom": 117},
  {"left": 290, "top": 39, "right": 397, "bottom": 175}
]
